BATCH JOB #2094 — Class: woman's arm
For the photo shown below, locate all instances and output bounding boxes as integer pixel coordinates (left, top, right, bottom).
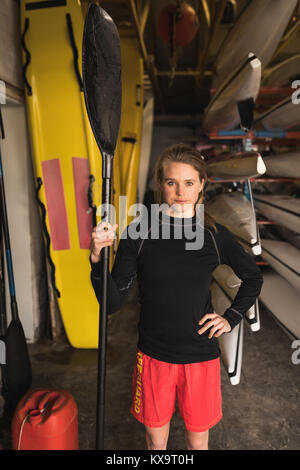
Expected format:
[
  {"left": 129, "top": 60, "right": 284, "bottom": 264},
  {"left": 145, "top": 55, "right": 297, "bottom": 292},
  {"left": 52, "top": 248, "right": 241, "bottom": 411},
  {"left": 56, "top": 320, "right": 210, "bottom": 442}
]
[
  {"left": 216, "top": 224, "right": 264, "bottom": 330},
  {"left": 90, "top": 225, "right": 138, "bottom": 315}
]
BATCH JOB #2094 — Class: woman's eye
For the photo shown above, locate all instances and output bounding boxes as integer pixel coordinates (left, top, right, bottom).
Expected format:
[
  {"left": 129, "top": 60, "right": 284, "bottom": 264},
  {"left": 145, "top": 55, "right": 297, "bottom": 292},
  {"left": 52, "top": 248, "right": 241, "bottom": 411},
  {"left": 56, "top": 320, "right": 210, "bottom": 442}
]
[{"left": 166, "top": 181, "right": 193, "bottom": 186}]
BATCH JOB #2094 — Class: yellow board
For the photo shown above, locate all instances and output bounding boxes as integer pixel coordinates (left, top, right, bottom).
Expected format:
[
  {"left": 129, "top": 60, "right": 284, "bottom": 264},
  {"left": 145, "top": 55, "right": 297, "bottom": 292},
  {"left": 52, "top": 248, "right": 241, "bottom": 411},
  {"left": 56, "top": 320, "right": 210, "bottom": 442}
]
[
  {"left": 20, "top": 2, "right": 143, "bottom": 348},
  {"left": 20, "top": 0, "right": 121, "bottom": 348},
  {"left": 118, "top": 30, "right": 144, "bottom": 230}
]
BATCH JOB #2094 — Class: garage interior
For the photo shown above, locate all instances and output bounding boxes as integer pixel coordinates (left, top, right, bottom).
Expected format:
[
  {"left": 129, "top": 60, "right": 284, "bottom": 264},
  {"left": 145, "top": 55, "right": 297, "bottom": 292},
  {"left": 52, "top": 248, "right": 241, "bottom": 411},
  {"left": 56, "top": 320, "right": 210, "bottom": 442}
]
[{"left": 0, "top": 0, "right": 300, "bottom": 450}]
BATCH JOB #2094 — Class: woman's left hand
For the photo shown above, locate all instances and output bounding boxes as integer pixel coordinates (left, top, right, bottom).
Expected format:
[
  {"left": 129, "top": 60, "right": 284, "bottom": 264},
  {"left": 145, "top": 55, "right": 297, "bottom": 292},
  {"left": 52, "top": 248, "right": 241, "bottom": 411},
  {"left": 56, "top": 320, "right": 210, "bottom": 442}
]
[{"left": 198, "top": 312, "right": 231, "bottom": 339}]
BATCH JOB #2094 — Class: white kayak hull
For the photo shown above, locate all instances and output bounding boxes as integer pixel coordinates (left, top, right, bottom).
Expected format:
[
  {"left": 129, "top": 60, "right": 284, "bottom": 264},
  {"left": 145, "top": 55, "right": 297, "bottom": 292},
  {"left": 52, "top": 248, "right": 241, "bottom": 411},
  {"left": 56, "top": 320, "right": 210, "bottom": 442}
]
[
  {"left": 207, "top": 151, "right": 266, "bottom": 179},
  {"left": 253, "top": 194, "right": 300, "bottom": 234},
  {"left": 262, "top": 54, "right": 300, "bottom": 87},
  {"left": 213, "top": 0, "right": 297, "bottom": 88},
  {"left": 263, "top": 152, "right": 300, "bottom": 178},
  {"left": 203, "top": 53, "right": 261, "bottom": 134},
  {"left": 210, "top": 280, "right": 244, "bottom": 385},
  {"left": 213, "top": 264, "right": 260, "bottom": 332},
  {"left": 260, "top": 238, "right": 300, "bottom": 292},
  {"left": 255, "top": 96, "right": 300, "bottom": 130},
  {"left": 206, "top": 191, "right": 260, "bottom": 253},
  {"left": 259, "top": 269, "right": 300, "bottom": 339}
]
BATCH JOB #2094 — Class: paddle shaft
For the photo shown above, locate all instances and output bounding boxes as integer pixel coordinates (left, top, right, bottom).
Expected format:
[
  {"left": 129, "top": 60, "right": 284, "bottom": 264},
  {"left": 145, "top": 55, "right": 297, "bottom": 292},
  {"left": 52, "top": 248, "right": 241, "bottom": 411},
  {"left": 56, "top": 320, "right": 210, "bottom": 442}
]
[{"left": 96, "top": 152, "right": 113, "bottom": 450}]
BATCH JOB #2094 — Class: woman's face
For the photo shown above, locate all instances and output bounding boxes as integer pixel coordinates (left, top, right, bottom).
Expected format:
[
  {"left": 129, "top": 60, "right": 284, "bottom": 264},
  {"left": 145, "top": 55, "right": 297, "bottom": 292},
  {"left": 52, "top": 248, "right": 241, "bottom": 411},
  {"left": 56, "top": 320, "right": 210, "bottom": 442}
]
[{"left": 159, "top": 162, "right": 205, "bottom": 217}]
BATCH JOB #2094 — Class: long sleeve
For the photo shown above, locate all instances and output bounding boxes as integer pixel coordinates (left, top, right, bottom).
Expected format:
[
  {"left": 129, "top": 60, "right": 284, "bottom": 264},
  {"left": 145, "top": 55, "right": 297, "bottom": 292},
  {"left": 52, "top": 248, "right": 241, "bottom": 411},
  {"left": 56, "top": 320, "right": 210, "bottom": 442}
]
[
  {"left": 216, "top": 224, "right": 264, "bottom": 330},
  {"left": 90, "top": 227, "right": 138, "bottom": 315}
]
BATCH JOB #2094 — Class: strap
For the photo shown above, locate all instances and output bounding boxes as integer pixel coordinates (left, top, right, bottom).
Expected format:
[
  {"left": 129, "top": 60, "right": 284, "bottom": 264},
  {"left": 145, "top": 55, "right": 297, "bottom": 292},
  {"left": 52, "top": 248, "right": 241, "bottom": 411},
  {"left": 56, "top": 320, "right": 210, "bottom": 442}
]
[
  {"left": 35, "top": 177, "right": 61, "bottom": 298},
  {"left": 21, "top": 18, "right": 32, "bottom": 96},
  {"left": 66, "top": 13, "right": 83, "bottom": 91}
]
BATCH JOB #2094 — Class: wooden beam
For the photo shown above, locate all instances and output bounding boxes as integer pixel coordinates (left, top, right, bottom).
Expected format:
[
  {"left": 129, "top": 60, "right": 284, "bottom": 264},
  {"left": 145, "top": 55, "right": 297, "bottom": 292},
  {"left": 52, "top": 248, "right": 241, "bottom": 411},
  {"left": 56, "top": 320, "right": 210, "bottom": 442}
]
[
  {"left": 127, "top": 0, "right": 165, "bottom": 112},
  {"left": 196, "top": 0, "right": 228, "bottom": 82},
  {"left": 270, "top": 14, "right": 300, "bottom": 61},
  {"left": 140, "top": 0, "right": 151, "bottom": 35},
  {"left": 198, "top": 0, "right": 211, "bottom": 29}
]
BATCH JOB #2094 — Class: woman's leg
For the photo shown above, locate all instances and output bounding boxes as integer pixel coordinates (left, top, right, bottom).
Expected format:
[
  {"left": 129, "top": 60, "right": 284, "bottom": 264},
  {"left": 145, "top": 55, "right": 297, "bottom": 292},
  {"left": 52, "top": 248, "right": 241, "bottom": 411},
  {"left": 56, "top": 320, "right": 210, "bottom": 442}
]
[
  {"left": 185, "top": 429, "right": 209, "bottom": 450},
  {"left": 144, "top": 422, "right": 170, "bottom": 450}
]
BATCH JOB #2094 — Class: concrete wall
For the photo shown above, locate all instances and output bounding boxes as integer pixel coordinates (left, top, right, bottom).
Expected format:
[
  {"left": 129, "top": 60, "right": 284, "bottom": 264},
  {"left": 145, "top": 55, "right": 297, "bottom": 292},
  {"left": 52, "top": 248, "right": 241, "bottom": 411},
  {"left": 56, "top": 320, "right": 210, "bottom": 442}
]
[
  {"left": 0, "top": 0, "right": 23, "bottom": 90},
  {"left": 1, "top": 104, "right": 47, "bottom": 342}
]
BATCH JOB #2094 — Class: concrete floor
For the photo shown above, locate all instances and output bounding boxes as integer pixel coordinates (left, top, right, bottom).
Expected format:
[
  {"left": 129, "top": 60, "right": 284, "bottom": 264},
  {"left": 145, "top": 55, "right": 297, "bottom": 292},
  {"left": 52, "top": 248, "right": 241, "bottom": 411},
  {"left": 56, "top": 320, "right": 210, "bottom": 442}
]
[{"left": 1, "top": 280, "right": 300, "bottom": 450}]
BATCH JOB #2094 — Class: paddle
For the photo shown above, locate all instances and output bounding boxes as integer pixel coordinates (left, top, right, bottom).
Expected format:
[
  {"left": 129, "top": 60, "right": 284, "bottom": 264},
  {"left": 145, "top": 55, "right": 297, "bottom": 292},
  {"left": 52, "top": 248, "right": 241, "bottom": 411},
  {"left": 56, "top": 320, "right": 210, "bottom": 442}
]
[
  {"left": 82, "top": 4, "right": 122, "bottom": 450},
  {"left": 0, "top": 106, "right": 32, "bottom": 424}
]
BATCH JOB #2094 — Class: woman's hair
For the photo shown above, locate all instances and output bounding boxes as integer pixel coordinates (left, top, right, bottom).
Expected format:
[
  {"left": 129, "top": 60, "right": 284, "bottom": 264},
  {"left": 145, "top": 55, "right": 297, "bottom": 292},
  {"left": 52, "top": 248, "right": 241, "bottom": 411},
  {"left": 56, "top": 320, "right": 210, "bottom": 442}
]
[{"left": 153, "top": 143, "right": 217, "bottom": 231}]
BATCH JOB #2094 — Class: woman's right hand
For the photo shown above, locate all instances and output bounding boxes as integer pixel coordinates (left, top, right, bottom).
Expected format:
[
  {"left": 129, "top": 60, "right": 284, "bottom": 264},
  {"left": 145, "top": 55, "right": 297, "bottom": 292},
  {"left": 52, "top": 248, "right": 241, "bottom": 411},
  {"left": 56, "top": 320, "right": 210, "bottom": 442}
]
[{"left": 90, "top": 221, "right": 118, "bottom": 263}]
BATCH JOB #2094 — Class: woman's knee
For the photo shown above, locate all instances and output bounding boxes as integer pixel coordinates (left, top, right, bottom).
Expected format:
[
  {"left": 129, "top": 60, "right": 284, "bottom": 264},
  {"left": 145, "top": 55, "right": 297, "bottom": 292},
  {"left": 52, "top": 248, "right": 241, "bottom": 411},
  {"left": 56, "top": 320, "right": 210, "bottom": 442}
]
[
  {"left": 145, "top": 422, "right": 170, "bottom": 450},
  {"left": 185, "top": 429, "right": 209, "bottom": 450}
]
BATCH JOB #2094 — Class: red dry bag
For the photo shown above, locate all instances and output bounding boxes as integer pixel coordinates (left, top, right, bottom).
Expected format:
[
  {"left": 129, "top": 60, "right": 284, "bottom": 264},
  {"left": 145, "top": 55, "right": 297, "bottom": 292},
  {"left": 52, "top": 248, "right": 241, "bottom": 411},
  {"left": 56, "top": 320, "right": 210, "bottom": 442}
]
[{"left": 11, "top": 389, "right": 78, "bottom": 450}]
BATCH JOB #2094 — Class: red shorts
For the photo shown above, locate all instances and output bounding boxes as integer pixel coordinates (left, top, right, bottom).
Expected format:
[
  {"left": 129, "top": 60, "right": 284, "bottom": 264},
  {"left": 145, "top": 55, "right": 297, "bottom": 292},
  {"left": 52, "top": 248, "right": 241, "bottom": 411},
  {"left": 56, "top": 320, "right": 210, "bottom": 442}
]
[{"left": 131, "top": 350, "right": 222, "bottom": 432}]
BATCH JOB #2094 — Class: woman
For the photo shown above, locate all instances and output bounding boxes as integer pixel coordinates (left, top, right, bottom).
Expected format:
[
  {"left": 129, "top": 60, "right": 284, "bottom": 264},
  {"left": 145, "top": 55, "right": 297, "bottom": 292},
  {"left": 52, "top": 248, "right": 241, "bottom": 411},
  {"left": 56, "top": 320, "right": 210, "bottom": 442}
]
[{"left": 90, "top": 143, "right": 263, "bottom": 450}]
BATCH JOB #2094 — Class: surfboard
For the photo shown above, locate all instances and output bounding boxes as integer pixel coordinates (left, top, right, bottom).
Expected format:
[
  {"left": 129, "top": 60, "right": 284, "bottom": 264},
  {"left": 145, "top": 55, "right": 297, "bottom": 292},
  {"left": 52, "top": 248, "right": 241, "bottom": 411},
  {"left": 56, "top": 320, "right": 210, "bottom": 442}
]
[
  {"left": 205, "top": 191, "right": 261, "bottom": 254},
  {"left": 253, "top": 194, "right": 300, "bottom": 234},
  {"left": 210, "top": 280, "right": 244, "bottom": 385},
  {"left": 260, "top": 238, "right": 300, "bottom": 292},
  {"left": 259, "top": 268, "right": 300, "bottom": 339},
  {"left": 212, "top": 0, "right": 297, "bottom": 88},
  {"left": 20, "top": 0, "right": 119, "bottom": 348},
  {"left": 203, "top": 53, "right": 261, "bottom": 134},
  {"left": 207, "top": 151, "right": 266, "bottom": 180}
]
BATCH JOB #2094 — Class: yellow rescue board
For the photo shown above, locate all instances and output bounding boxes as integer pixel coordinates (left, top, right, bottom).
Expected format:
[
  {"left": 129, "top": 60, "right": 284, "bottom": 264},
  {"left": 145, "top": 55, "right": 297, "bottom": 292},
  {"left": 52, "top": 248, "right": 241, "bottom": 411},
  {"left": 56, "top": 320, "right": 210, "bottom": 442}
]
[{"left": 20, "top": 0, "right": 121, "bottom": 348}]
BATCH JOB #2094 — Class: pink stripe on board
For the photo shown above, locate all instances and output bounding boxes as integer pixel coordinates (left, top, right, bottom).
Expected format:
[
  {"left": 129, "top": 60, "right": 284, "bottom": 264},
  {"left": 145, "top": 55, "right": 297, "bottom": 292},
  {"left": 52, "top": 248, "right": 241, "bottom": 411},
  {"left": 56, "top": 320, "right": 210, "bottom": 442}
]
[
  {"left": 42, "top": 159, "right": 70, "bottom": 250},
  {"left": 72, "top": 157, "right": 92, "bottom": 249}
]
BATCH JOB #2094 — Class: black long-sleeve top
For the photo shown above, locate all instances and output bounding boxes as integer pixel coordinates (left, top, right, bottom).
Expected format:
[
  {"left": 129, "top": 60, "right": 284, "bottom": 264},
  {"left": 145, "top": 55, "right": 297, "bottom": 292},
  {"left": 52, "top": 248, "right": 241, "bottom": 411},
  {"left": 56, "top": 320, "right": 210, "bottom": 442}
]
[{"left": 90, "top": 210, "right": 263, "bottom": 364}]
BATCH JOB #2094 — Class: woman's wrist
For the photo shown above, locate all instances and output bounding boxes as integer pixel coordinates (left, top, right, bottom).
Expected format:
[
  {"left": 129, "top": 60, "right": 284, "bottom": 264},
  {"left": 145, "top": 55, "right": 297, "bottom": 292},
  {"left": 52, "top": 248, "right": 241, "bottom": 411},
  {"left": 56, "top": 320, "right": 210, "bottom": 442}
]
[{"left": 90, "top": 252, "right": 101, "bottom": 263}]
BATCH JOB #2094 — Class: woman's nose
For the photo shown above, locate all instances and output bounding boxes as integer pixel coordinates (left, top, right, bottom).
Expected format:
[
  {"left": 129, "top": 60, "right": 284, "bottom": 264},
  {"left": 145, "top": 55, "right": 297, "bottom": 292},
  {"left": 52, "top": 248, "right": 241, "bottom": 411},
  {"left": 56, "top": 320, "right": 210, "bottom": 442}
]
[{"left": 176, "top": 184, "right": 184, "bottom": 195}]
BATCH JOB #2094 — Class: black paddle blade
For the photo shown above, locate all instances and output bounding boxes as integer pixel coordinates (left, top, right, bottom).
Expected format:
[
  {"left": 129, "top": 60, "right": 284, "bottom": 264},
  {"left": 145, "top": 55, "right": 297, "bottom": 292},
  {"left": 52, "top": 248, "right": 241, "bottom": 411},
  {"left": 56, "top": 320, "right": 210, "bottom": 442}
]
[
  {"left": 1, "top": 320, "right": 32, "bottom": 420},
  {"left": 82, "top": 4, "right": 122, "bottom": 156}
]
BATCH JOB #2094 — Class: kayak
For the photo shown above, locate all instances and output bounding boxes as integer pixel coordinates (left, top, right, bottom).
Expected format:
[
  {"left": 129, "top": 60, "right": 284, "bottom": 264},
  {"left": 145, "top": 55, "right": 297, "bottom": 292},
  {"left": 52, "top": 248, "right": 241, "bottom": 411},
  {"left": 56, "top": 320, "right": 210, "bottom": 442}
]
[
  {"left": 205, "top": 191, "right": 261, "bottom": 254},
  {"left": 263, "top": 152, "right": 300, "bottom": 178},
  {"left": 262, "top": 54, "right": 300, "bottom": 87},
  {"left": 213, "top": 0, "right": 297, "bottom": 88},
  {"left": 213, "top": 264, "right": 260, "bottom": 332},
  {"left": 259, "top": 268, "right": 300, "bottom": 339},
  {"left": 253, "top": 194, "right": 300, "bottom": 234},
  {"left": 254, "top": 95, "right": 300, "bottom": 130},
  {"left": 260, "top": 238, "right": 300, "bottom": 292},
  {"left": 210, "top": 280, "right": 244, "bottom": 386},
  {"left": 203, "top": 53, "right": 261, "bottom": 134},
  {"left": 206, "top": 151, "right": 266, "bottom": 180}
]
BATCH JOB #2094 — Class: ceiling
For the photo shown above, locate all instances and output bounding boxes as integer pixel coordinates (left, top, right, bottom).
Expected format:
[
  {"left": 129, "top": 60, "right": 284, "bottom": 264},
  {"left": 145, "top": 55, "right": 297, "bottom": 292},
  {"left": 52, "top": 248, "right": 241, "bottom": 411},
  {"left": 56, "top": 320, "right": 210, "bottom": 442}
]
[{"left": 91, "top": 0, "right": 300, "bottom": 120}]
